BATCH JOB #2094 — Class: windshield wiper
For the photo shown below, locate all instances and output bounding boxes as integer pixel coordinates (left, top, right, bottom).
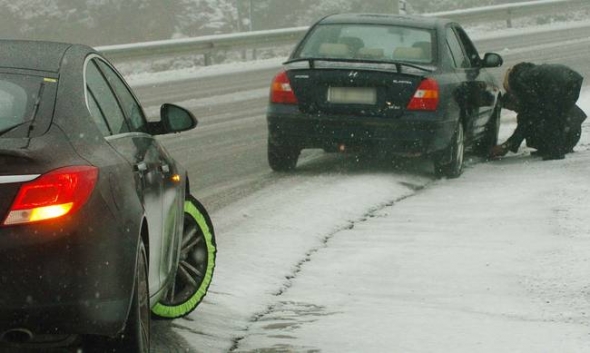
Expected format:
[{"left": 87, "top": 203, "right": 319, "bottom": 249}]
[
  {"left": 26, "top": 81, "right": 46, "bottom": 139},
  {"left": 284, "top": 57, "right": 434, "bottom": 73}
]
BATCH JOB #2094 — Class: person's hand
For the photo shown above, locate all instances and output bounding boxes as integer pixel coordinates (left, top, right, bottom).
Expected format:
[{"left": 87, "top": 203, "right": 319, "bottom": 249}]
[{"left": 489, "top": 144, "right": 509, "bottom": 159}]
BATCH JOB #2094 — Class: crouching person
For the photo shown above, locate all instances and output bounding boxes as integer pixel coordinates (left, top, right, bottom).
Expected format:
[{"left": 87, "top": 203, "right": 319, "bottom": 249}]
[{"left": 490, "top": 62, "right": 586, "bottom": 160}]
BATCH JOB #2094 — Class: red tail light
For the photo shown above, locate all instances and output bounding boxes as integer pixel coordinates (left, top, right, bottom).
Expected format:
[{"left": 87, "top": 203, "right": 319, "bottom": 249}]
[
  {"left": 3, "top": 166, "right": 98, "bottom": 226},
  {"left": 407, "top": 78, "right": 439, "bottom": 111},
  {"left": 270, "top": 70, "right": 298, "bottom": 104}
]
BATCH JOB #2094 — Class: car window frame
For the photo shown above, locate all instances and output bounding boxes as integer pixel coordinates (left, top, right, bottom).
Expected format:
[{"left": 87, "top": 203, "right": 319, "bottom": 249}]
[
  {"left": 85, "top": 58, "right": 130, "bottom": 136},
  {"left": 445, "top": 26, "right": 470, "bottom": 69},
  {"left": 93, "top": 58, "right": 148, "bottom": 134},
  {"left": 452, "top": 25, "right": 482, "bottom": 68},
  {"left": 86, "top": 87, "right": 111, "bottom": 136}
]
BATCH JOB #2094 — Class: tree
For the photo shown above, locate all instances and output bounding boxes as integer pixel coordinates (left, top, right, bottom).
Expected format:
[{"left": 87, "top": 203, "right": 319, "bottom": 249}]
[
  {"left": 175, "top": 0, "right": 239, "bottom": 37},
  {"left": 83, "top": 0, "right": 179, "bottom": 45}
]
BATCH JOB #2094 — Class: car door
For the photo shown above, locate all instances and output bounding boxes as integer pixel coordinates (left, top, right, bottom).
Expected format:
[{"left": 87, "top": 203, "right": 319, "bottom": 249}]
[
  {"left": 85, "top": 57, "right": 168, "bottom": 294},
  {"left": 445, "top": 25, "right": 496, "bottom": 142}
]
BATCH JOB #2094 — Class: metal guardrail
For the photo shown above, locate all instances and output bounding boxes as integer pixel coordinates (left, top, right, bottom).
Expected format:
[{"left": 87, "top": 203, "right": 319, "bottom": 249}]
[
  {"left": 97, "top": 0, "right": 588, "bottom": 65},
  {"left": 426, "top": 0, "right": 590, "bottom": 27},
  {"left": 98, "top": 26, "right": 308, "bottom": 64}
]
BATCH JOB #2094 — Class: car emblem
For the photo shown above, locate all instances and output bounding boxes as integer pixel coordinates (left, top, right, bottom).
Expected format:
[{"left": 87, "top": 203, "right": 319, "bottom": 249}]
[{"left": 348, "top": 71, "right": 358, "bottom": 78}]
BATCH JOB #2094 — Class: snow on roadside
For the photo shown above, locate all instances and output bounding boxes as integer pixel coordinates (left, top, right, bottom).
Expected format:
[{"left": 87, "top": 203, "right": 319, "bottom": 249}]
[
  {"left": 170, "top": 85, "right": 590, "bottom": 351},
  {"left": 236, "top": 102, "right": 590, "bottom": 352},
  {"left": 175, "top": 171, "right": 433, "bottom": 352}
]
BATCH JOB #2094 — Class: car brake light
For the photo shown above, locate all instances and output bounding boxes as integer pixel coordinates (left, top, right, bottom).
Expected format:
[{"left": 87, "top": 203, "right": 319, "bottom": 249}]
[
  {"left": 3, "top": 166, "right": 98, "bottom": 226},
  {"left": 407, "top": 78, "right": 439, "bottom": 111},
  {"left": 270, "top": 70, "right": 298, "bottom": 104}
]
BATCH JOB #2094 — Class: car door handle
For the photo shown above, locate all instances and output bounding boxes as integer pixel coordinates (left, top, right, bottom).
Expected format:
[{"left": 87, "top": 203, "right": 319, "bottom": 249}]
[{"left": 135, "top": 162, "right": 148, "bottom": 173}]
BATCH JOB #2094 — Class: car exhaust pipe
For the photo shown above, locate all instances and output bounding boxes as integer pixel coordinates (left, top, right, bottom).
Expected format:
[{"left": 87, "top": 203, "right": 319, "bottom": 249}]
[{"left": 1, "top": 328, "right": 34, "bottom": 344}]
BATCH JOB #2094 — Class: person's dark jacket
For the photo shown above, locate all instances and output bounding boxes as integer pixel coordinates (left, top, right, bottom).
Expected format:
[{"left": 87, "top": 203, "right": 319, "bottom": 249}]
[{"left": 502, "top": 63, "right": 585, "bottom": 155}]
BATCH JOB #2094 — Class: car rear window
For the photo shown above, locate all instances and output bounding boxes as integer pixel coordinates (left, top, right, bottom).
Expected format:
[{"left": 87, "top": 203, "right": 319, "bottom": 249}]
[
  {"left": 0, "top": 73, "right": 50, "bottom": 137},
  {"left": 295, "top": 24, "right": 434, "bottom": 64}
]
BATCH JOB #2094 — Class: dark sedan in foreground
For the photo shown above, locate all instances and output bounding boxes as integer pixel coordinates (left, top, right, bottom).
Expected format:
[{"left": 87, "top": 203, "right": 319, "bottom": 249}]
[
  {"left": 0, "top": 40, "right": 216, "bottom": 352},
  {"left": 267, "top": 13, "right": 503, "bottom": 178}
]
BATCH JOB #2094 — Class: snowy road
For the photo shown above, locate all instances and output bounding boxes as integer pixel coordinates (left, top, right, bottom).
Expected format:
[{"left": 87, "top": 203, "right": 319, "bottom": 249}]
[
  {"left": 161, "top": 89, "right": 590, "bottom": 353},
  {"left": 134, "top": 21, "right": 590, "bottom": 353}
]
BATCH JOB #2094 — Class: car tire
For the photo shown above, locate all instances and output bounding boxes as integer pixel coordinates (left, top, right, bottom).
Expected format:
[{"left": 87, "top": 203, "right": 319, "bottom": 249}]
[
  {"left": 84, "top": 240, "right": 150, "bottom": 353},
  {"left": 151, "top": 195, "right": 216, "bottom": 319},
  {"left": 268, "top": 139, "right": 300, "bottom": 171},
  {"left": 434, "top": 122, "right": 465, "bottom": 179},
  {"left": 475, "top": 104, "right": 501, "bottom": 157}
]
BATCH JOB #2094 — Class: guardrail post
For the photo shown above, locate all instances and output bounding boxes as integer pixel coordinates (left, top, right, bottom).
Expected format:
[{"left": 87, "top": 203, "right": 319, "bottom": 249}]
[
  {"left": 507, "top": 9, "right": 513, "bottom": 28},
  {"left": 204, "top": 53, "right": 212, "bottom": 66}
]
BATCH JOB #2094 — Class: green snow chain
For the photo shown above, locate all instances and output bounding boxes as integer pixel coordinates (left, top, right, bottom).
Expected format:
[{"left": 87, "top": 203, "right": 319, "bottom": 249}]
[{"left": 151, "top": 199, "right": 216, "bottom": 318}]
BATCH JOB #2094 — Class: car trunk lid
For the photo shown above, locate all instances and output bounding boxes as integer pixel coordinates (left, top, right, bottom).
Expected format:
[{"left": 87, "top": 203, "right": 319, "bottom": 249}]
[{"left": 285, "top": 59, "right": 432, "bottom": 118}]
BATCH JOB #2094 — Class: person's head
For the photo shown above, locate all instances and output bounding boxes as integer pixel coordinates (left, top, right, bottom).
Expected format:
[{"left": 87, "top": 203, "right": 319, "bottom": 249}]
[{"left": 504, "top": 62, "right": 536, "bottom": 94}]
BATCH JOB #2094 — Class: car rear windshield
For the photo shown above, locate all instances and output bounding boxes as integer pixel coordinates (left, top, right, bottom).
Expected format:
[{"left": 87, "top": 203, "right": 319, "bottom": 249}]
[
  {"left": 0, "top": 73, "right": 51, "bottom": 138},
  {"left": 294, "top": 24, "right": 434, "bottom": 64}
]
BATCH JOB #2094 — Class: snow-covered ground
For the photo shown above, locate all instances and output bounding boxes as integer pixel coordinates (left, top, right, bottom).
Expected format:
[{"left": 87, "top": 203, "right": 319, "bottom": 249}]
[
  {"left": 160, "top": 82, "right": 590, "bottom": 351},
  {"left": 122, "top": 18, "right": 590, "bottom": 353}
]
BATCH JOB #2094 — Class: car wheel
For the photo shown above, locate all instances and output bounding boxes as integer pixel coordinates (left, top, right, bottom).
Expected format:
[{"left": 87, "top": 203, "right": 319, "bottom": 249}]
[
  {"left": 84, "top": 240, "right": 150, "bottom": 353},
  {"left": 434, "top": 122, "right": 465, "bottom": 179},
  {"left": 268, "top": 139, "right": 300, "bottom": 171},
  {"left": 152, "top": 195, "right": 216, "bottom": 319},
  {"left": 475, "top": 104, "right": 501, "bottom": 157}
]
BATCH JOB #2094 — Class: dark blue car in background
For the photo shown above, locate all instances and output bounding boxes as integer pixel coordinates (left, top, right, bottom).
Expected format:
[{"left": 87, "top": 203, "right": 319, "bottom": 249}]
[{"left": 267, "top": 13, "right": 504, "bottom": 178}]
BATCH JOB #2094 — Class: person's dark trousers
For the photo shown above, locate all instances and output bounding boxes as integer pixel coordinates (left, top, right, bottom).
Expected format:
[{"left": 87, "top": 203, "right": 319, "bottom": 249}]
[
  {"left": 564, "top": 105, "right": 586, "bottom": 151},
  {"left": 539, "top": 77, "right": 583, "bottom": 159}
]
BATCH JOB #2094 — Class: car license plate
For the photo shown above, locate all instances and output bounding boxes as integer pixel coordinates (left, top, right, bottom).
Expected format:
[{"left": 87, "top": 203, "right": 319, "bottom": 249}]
[{"left": 327, "top": 87, "right": 376, "bottom": 105}]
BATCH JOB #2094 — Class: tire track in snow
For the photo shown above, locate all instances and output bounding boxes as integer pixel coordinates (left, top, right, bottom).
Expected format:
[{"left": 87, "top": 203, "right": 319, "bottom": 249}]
[{"left": 227, "top": 181, "right": 430, "bottom": 352}]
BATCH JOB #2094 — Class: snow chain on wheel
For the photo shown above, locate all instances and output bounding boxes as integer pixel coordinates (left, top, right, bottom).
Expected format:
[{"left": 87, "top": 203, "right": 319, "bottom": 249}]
[{"left": 152, "top": 195, "right": 216, "bottom": 319}]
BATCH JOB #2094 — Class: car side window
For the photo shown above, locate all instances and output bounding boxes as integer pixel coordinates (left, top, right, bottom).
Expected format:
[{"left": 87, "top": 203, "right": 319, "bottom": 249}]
[
  {"left": 86, "top": 89, "right": 110, "bottom": 136},
  {"left": 0, "top": 80, "right": 28, "bottom": 131},
  {"left": 446, "top": 27, "right": 470, "bottom": 69},
  {"left": 454, "top": 26, "right": 481, "bottom": 67},
  {"left": 94, "top": 59, "right": 147, "bottom": 133},
  {"left": 86, "top": 60, "right": 130, "bottom": 135}
]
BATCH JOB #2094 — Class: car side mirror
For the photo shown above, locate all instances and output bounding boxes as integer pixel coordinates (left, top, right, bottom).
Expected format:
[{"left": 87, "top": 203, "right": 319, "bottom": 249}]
[
  {"left": 482, "top": 53, "right": 503, "bottom": 68},
  {"left": 158, "top": 103, "right": 198, "bottom": 134}
]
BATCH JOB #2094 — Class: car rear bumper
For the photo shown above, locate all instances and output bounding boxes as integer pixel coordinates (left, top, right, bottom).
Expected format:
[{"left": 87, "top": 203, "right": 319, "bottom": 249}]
[
  {"left": 267, "top": 104, "right": 456, "bottom": 156},
  {"left": 0, "top": 194, "right": 139, "bottom": 337}
]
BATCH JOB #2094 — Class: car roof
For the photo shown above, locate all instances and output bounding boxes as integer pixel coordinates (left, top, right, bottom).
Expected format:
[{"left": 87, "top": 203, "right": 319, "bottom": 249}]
[
  {"left": 0, "top": 40, "right": 92, "bottom": 73},
  {"left": 317, "top": 13, "right": 452, "bottom": 30}
]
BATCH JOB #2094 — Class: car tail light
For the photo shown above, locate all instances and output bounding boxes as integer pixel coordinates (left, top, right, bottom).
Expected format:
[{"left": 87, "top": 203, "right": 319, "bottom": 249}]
[
  {"left": 270, "top": 70, "right": 298, "bottom": 104},
  {"left": 3, "top": 166, "right": 98, "bottom": 226},
  {"left": 407, "top": 78, "right": 439, "bottom": 111}
]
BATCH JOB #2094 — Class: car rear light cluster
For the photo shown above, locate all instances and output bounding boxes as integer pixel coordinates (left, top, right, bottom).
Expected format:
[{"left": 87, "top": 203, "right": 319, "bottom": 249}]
[
  {"left": 270, "top": 70, "right": 298, "bottom": 104},
  {"left": 3, "top": 166, "right": 98, "bottom": 226},
  {"left": 407, "top": 78, "right": 439, "bottom": 111}
]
